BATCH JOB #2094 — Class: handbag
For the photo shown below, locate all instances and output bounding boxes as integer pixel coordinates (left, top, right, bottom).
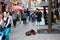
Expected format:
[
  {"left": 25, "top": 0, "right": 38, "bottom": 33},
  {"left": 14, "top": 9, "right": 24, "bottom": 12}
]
[
  {"left": 25, "top": 31, "right": 31, "bottom": 36},
  {"left": 53, "top": 15, "right": 57, "bottom": 19},
  {"left": 30, "top": 29, "right": 36, "bottom": 35},
  {"left": 25, "top": 29, "right": 36, "bottom": 36}
]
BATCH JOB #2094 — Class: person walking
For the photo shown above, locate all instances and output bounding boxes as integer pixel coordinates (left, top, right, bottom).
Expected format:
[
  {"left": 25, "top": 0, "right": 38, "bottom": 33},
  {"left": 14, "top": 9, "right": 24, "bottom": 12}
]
[
  {"left": 21, "top": 11, "right": 27, "bottom": 24},
  {"left": 1, "top": 12, "right": 11, "bottom": 40},
  {"left": 30, "top": 12, "right": 35, "bottom": 22},
  {"left": 35, "top": 9, "right": 42, "bottom": 29},
  {"left": 26, "top": 8, "right": 30, "bottom": 21},
  {"left": 12, "top": 11, "right": 17, "bottom": 28},
  {"left": 7, "top": 11, "right": 13, "bottom": 25},
  {"left": 53, "top": 12, "right": 57, "bottom": 23},
  {"left": 7, "top": 11, "right": 13, "bottom": 32}
]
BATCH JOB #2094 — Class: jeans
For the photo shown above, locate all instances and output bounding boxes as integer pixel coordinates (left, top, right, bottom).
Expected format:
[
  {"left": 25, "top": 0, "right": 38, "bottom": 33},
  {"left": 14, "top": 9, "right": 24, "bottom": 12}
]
[
  {"left": 32, "top": 17, "right": 35, "bottom": 22},
  {"left": 4, "top": 28, "right": 10, "bottom": 40},
  {"left": 13, "top": 20, "right": 17, "bottom": 27},
  {"left": 0, "top": 25, "right": 2, "bottom": 31},
  {"left": 23, "top": 18, "right": 26, "bottom": 24}
]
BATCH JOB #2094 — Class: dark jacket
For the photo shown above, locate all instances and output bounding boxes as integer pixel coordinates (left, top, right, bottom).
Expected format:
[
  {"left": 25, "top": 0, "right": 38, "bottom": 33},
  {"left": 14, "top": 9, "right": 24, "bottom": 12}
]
[
  {"left": 21, "top": 13, "right": 27, "bottom": 18},
  {"left": 36, "top": 11, "right": 42, "bottom": 22}
]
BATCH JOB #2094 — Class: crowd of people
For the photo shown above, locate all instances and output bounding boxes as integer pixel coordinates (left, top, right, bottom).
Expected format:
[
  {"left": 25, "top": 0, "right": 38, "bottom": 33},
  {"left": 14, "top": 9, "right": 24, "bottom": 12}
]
[{"left": 0, "top": 8, "right": 58, "bottom": 40}]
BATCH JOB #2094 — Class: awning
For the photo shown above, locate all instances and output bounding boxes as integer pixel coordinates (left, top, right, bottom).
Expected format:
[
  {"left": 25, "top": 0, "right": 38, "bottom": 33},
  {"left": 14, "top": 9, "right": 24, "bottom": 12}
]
[
  {"left": 0, "top": 0, "right": 5, "bottom": 2},
  {"left": 37, "top": 1, "right": 48, "bottom": 7}
]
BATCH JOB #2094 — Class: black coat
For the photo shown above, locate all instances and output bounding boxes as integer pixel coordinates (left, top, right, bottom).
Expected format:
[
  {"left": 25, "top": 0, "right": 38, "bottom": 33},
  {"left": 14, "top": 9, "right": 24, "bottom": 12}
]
[{"left": 36, "top": 11, "right": 42, "bottom": 22}]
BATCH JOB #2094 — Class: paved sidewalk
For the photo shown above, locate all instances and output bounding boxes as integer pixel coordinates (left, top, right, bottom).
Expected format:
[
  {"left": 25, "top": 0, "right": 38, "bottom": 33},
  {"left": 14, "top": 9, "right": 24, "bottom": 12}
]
[{"left": 10, "top": 21, "right": 60, "bottom": 40}]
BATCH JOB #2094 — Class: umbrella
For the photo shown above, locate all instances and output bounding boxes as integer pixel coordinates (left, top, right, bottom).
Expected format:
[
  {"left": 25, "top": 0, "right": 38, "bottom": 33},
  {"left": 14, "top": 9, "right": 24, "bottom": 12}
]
[{"left": 11, "top": 6, "right": 24, "bottom": 11}]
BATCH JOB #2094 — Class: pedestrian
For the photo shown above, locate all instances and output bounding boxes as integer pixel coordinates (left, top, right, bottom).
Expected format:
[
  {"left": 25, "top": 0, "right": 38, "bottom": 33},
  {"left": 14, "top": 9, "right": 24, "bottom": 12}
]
[
  {"left": 53, "top": 12, "right": 57, "bottom": 23},
  {"left": 21, "top": 11, "right": 27, "bottom": 24},
  {"left": 51, "top": 11, "right": 54, "bottom": 23},
  {"left": 16, "top": 10, "right": 20, "bottom": 21},
  {"left": 1, "top": 12, "right": 11, "bottom": 40},
  {"left": 35, "top": 9, "right": 42, "bottom": 26},
  {"left": 7, "top": 11, "right": 13, "bottom": 24},
  {"left": 30, "top": 12, "right": 35, "bottom": 22},
  {"left": 26, "top": 8, "right": 30, "bottom": 21},
  {"left": 9, "top": 10, "right": 12, "bottom": 16},
  {"left": 7, "top": 11, "right": 13, "bottom": 32},
  {"left": 12, "top": 11, "right": 17, "bottom": 28}
]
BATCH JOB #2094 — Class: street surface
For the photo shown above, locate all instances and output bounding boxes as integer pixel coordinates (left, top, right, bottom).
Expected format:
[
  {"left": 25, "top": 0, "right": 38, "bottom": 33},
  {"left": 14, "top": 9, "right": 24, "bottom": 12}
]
[{"left": 10, "top": 21, "right": 60, "bottom": 40}]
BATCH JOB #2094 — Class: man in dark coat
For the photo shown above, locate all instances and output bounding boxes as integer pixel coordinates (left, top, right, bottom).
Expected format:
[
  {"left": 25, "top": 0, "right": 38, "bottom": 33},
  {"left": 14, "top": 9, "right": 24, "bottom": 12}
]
[
  {"left": 26, "top": 8, "right": 30, "bottom": 21},
  {"left": 36, "top": 11, "right": 42, "bottom": 22},
  {"left": 35, "top": 9, "right": 42, "bottom": 26},
  {"left": 21, "top": 11, "right": 27, "bottom": 24}
]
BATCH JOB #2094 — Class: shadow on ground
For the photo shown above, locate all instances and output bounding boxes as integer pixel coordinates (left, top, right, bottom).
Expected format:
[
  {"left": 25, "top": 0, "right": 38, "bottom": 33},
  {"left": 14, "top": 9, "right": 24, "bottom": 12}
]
[{"left": 37, "top": 29, "right": 60, "bottom": 34}]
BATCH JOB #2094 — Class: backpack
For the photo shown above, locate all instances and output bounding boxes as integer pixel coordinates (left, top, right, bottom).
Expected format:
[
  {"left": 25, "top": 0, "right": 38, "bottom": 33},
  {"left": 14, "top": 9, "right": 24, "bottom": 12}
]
[
  {"left": 12, "top": 14, "right": 17, "bottom": 20},
  {"left": 22, "top": 13, "right": 27, "bottom": 18}
]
